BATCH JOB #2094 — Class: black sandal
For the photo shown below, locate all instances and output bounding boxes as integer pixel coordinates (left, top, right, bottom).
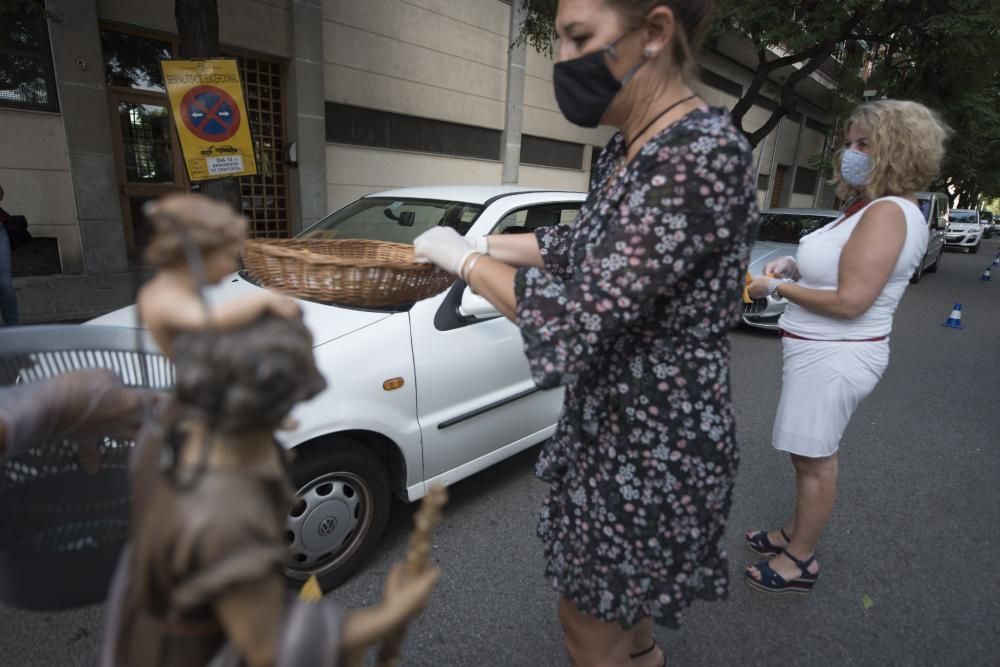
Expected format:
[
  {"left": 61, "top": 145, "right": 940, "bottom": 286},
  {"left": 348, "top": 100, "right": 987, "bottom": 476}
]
[
  {"left": 745, "top": 527, "right": 791, "bottom": 556},
  {"left": 631, "top": 641, "right": 665, "bottom": 666},
  {"left": 745, "top": 549, "right": 819, "bottom": 594}
]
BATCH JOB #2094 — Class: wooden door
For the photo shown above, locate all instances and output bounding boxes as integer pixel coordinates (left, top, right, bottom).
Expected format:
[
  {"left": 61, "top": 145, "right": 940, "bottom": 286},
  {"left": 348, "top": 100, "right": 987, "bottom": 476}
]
[{"left": 770, "top": 165, "right": 788, "bottom": 209}]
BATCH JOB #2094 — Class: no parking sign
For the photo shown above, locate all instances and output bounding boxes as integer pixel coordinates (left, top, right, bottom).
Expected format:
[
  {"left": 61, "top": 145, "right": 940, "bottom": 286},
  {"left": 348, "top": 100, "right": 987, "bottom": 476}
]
[{"left": 161, "top": 59, "right": 258, "bottom": 181}]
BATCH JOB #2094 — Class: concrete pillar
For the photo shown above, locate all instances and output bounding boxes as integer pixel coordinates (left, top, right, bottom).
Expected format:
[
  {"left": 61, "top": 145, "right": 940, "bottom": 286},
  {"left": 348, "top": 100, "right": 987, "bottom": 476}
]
[
  {"left": 46, "top": 0, "right": 128, "bottom": 274},
  {"left": 500, "top": 1, "right": 528, "bottom": 185},
  {"left": 286, "top": 0, "right": 328, "bottom": 233},
  {"left": 788, "top": 114, "right": 806, "bottom": 203}
]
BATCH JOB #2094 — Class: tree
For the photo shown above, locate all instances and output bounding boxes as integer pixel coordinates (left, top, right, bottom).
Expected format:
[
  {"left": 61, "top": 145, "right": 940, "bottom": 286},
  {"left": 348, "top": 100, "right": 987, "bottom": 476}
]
[
  {"left": 174, "top": 0, "right": 242, "bottom": 212},
  {"left": 516, "top": 1, "right": 990, "bottom": 147},
  {"left": 864, "top": 0, "right": 1000, "bottom": 202}
]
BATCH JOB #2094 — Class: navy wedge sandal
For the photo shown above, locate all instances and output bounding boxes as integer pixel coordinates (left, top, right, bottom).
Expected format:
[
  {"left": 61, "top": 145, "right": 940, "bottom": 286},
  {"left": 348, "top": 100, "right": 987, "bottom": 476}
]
[
  {"left": 745, "top": 549, "right": 818, "bottom": 594},
  {"left": 745, "top": 527, "right": 791, "bottom": 556}
]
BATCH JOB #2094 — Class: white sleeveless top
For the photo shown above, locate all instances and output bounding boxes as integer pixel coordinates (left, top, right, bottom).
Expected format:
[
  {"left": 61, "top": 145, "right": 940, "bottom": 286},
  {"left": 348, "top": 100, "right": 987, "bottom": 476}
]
[{"left": 778, "top": 196, "right": 928, "bottom": 340}]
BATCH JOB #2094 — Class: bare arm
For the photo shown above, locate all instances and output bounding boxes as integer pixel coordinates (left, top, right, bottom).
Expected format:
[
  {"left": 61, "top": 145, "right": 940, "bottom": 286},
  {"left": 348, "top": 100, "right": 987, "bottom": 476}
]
[
  {"left": 480, "top": 233, "right": 544, "bottom": 268},
  {"left": 749, "top": 201, "right": 907, "bottom": 319},
  {"left": 462, "top": 255, "right": 519, "bottom": 321}
]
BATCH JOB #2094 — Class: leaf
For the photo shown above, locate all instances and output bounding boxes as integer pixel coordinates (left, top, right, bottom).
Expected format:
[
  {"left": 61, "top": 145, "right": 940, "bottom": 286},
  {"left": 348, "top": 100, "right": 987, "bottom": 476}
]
[{"left": 862, "top": 594, "right": 874, "bottom": 610}]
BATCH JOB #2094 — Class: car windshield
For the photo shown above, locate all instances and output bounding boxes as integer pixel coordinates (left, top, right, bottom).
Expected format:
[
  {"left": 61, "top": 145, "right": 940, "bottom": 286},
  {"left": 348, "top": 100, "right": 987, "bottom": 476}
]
[
  {"left": 949, "top": 210, "right": 978, "bottom": 223},
  {"left": 756, "top": 212, "right": 836, "bottom": 243},
  {"left": 299, "top": 197, "right": 485, "bottom": 244}
]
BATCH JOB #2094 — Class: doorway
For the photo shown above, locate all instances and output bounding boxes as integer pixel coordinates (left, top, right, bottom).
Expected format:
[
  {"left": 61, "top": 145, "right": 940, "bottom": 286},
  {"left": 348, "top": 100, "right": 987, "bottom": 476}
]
[{"left": 109, "top": 90, "right": 188, "bottom": 257}]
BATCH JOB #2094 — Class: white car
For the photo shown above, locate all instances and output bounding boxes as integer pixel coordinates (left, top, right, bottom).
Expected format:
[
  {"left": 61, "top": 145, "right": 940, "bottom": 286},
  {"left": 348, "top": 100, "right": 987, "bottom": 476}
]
[
  {"left": 89, "top": 185, "right": 585, "bottom": 588},
  {"left": 945, "top": 209, "right": 983, "bottom": 253},
  {"left": 741, "top": 208, "right": 840, "bottom": 330}
]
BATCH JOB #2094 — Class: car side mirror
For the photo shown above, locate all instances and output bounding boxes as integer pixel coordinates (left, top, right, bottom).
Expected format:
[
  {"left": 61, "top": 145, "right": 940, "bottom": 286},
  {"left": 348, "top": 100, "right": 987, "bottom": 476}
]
[
  {"left": 936, "top": 216, "right": 948, "bottom": 230},
  {"left": 459, "top": 285, "right": 501, "bottom": 320}
]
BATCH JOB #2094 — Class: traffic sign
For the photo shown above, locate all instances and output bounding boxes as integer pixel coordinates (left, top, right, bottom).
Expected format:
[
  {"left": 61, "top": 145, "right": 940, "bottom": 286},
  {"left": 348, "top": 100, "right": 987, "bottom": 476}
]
[
  {"left": 180, "top": 85, "right": 241, "bottom": 142},
  {"left": 161, "top": 59, "right": 257, "bottom": 181}
]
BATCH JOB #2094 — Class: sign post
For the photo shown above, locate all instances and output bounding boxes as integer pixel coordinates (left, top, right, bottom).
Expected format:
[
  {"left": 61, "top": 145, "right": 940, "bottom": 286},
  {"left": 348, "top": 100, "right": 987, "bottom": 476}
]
[{"left": 161, "top": 59, "right": 258, "bottom": 181}]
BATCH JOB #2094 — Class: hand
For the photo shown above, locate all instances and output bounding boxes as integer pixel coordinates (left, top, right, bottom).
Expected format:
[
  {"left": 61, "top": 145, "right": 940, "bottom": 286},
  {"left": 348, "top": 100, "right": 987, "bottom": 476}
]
[
  {"left": 764, "top": 255, "right": 798, "bottom": 279},
  {"left": 266, "top": 292, "right": 300, "bottom": 319},
  {"left": 746, "top": 274, "right": 775, "bottom": 299},
  {"left": 413, "top": 227, "right": 476, "bottom": 276}
]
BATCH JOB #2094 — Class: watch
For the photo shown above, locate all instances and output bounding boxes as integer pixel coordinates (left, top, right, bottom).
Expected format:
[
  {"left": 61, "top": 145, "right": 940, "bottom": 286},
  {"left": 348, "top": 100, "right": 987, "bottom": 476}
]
[{"left": 768, "top": 278, "right": 795, "bottom": 298}]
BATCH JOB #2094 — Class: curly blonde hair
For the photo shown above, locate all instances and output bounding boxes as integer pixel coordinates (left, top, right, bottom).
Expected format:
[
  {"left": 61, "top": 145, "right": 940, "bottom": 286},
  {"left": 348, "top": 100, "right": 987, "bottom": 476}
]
[
  {"left": 833, "top": 100, "right": 951, "bottom": 201},
  {"left": 143, "top": 193, "right": 247, "bottom": 267}
]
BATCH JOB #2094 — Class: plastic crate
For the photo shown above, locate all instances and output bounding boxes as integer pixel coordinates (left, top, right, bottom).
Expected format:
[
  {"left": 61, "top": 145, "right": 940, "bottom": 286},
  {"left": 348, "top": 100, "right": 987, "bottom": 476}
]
[{"left": 0, "top": 325, "right": 172, "bottom": 610}]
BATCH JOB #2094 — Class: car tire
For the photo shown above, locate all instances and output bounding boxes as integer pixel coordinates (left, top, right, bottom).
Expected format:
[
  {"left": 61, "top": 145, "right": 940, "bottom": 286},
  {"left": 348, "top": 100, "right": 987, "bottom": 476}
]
[
  {"left": 910, "top": 258, "right": 925, "bottom": 283},
  {"left": 284, "top": 438, "right": 391, "bottom": 591},
  {"left": 926, "top": 247, "right": 942, "bottom": 273},
  {"left": 971, "top": 242, "right": 980, "bottom": 254}
]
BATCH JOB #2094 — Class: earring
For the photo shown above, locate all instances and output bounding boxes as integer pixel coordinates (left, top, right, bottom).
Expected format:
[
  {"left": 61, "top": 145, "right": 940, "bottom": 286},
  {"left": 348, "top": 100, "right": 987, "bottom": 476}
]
[{"left": 643, "top": 46, "right": 656, "bottom": 57}]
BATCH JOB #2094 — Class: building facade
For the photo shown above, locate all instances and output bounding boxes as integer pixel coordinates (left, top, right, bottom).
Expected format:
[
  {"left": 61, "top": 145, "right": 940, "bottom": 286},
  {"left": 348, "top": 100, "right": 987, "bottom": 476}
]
[{"left": 0, "top": 0, "right": 837, "bottom": 278}]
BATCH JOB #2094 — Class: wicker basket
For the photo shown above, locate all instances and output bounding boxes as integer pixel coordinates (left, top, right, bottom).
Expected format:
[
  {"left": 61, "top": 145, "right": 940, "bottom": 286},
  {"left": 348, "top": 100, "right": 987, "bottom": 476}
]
[{"left": 242, "top": 239, "right": 455, "bottom": 307}]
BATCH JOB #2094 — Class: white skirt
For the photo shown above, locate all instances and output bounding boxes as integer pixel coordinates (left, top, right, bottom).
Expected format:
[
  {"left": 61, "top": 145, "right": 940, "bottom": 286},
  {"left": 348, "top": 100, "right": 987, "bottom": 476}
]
[{"left": 772, "top": 337, "right": 889, "bottom": 458}]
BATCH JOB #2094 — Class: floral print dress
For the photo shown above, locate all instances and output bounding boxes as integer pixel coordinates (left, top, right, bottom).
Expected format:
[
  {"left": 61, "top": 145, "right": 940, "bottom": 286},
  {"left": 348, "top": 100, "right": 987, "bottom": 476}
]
[{"left": 513, "top": 107, "right": 757, "bottom": 628}]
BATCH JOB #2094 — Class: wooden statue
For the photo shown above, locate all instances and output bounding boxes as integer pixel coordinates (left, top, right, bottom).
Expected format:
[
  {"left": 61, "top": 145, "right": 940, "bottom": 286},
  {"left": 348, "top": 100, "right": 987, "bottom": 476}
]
[
  {"left": 100, "top": 312, "right": 438, "bottom": 667},
  {"left": 137, "top": 193, "right": 299, "bottom": 359}
]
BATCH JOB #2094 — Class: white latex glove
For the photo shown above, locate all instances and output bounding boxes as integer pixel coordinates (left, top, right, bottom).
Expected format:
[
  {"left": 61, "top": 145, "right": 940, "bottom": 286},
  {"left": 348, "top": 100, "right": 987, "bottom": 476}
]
[
  {"left": 763, "top": 255, "right": 799, "bottom": 279},
  {"left": 413, "top": 226, "right": 476, "bottom": 275}
]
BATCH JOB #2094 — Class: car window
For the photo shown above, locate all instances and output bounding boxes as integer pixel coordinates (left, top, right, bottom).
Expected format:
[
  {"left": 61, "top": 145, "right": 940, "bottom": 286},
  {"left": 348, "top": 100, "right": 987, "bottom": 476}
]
[
  {"left": 493, "top": 204, "right": 581, "bottom": 235},
  {"left": 917, "top": 197, "right": 933, "bottom": 222},
  {"left": 299, "top": 198, "right": 484, "bottom": 244},
  {"left": 949, "top": 210, "right": 978, "bottom": 223},
  {"left": 756, "top": 212, "right": 835, "bottom": 243}
]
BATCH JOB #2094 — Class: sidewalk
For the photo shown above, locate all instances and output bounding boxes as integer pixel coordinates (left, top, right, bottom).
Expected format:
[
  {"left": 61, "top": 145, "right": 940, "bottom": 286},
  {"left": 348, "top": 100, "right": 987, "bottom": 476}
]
[{"left": 11, "top": 271, "right": 148, "bottom": 324}]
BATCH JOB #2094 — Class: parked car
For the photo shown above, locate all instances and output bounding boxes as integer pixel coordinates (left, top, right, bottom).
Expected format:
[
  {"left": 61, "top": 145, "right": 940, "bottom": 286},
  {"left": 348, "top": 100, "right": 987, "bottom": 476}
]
[
  {"left": 912, "top": 191, "right": 948, "bottom": 282},
  {"left": 742, "top": 197, "right": 945, "bottom": 329},
  {"left": 945, "top": 209, "right": 983, "bottom": 253},
  {"left": 88, "top": 185, "right": 586, "bottom": 588},
  {"left": 980, "top": 210, "right": 994, "bottom": 239},
  {"left": 741, "top": 208, "right": 840, "bottom": 330}
]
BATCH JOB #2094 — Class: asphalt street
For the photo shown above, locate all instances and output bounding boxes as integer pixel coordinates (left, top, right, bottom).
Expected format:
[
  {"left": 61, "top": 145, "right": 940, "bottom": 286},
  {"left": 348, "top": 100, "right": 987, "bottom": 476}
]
[{"left": 2, "top": 239, "right": 998, "bottom": 666}]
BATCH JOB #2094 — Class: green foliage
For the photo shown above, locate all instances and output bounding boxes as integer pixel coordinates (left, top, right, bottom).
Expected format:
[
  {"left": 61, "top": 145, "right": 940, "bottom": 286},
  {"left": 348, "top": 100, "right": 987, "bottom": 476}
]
[{"left": 516, "top": 0, "right": 1000, "bottom": 200}]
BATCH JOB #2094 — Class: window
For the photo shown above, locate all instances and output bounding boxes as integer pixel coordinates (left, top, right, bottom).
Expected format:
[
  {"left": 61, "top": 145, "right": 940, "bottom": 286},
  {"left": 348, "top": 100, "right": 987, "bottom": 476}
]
[
  {"left": 756, "top": 212, "right": 836, "bottom": 243},
  {"left": 101, "top": 29, "right": 172, "bottom": 92},
  {"left": 792, "top": 167, "right": 819, "bottom": 195},
  {"left": 326, "top": 103, "right": 501, "bottom": 161},
  {"left": 493, "top": 204, "right": 581, "bottom": 235},
  {"left": 756, "top": 173, "right": 770, "bottom": 191},
  {"left": 700, "top": 68, "right": 742, "bottom": 98},
  {"left": 0, "top": 0, "right": 58, "bottom": 112},
  {"left": 300, "top": 197, "right": 484, "bottom": 244},
  {"left": 521, "top": 135, "right": 583, "bottom": 170},
  {"left": 805, "top": 117, "right": 829, "bottom": 134}
]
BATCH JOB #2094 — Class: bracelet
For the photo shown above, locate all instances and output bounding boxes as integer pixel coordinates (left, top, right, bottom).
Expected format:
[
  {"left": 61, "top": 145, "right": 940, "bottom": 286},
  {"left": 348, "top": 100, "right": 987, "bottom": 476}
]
[
  {"left": 475, "top": 236, "right": 489, "bottom": 255},
  {"left": 461, "top": 252, "right": 484, "bottom": 287},
  {"left": 769, "top": 278, "right": 795, "bottom": 298}
]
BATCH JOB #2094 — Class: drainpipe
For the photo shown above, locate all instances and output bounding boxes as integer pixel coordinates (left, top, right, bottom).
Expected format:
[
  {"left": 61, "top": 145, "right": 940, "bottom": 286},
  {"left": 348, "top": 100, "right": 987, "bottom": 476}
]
[{"left": 501, "top": 1, "right": 528, "bottom": 185}]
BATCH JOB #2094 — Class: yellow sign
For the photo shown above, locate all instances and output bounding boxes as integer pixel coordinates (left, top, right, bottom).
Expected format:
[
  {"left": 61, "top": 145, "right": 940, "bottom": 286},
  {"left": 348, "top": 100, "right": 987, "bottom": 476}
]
[{"left": 161, "top": 59, "right": 257, "bottom": 181}]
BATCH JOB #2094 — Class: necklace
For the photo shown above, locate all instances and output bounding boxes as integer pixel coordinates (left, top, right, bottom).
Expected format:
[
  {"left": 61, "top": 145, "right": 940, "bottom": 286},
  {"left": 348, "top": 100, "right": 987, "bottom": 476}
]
[{"left": 625, "top": 94, "right": 699, "bottom": 152}]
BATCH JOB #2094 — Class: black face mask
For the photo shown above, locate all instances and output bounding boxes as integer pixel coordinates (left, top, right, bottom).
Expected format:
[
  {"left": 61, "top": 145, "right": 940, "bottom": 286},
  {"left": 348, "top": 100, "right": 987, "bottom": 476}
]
[{"left": 552, "top": 30, "right": 648, "bottom": 128}]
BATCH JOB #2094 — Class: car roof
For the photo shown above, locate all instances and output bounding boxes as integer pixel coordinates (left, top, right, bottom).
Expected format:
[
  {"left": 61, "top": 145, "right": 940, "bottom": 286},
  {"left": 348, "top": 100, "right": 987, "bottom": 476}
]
[
  {"left": 762, "top": 207, "right": 841, "bottom": 217},
  {"left": 364, "top": 185, "right": 585, "bottom": 205}
]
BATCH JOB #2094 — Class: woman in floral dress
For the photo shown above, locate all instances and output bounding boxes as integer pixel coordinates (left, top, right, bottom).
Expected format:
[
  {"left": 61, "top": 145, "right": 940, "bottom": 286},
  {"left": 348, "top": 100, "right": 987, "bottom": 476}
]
[{"left": 415, "top": 1, "right": 756, "bottom": 664}]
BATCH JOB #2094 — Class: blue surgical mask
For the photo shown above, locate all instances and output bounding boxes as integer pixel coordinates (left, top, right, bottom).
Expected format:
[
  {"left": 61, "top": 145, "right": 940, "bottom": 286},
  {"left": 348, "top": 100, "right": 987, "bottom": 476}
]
[{"left": 840, "top": 149, "right": 872, "bottom": 188}]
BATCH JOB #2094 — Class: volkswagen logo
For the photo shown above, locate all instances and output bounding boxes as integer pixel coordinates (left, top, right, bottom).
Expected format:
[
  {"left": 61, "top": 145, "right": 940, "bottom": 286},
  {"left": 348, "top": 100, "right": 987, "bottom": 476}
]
[{"left": 317, "top": 517, "right": 338, "bottom": 537}]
